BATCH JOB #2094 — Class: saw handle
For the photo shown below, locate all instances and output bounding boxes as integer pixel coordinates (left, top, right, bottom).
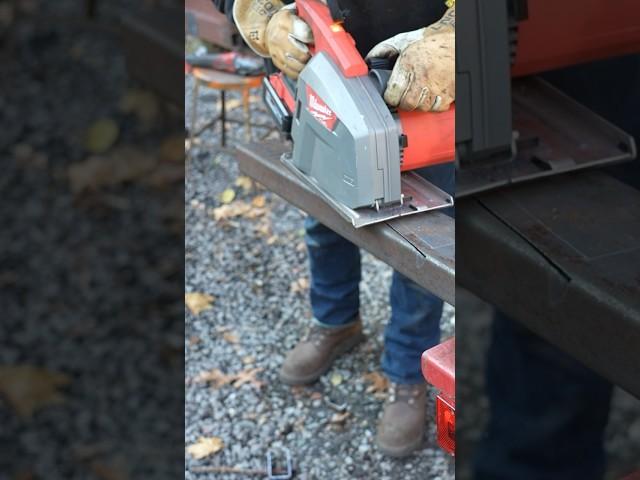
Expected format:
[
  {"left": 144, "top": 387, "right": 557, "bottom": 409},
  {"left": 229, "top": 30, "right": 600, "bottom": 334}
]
[{"left": 295, "top": 0, "right": 368, "bottom": 77}]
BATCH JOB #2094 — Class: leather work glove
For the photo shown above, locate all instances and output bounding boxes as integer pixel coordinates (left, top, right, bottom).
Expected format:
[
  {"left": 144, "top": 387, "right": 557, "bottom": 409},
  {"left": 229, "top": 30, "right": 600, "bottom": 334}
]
[
  {"left": 366, "top": 6, "right": 455, "bottom": 112},
  {"left": 233, "top": 0, "right": 313, "bottom": 79}
]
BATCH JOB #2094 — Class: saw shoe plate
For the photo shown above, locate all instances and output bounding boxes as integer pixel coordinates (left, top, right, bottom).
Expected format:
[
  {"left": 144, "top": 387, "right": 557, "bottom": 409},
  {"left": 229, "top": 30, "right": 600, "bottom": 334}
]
[{"left": 282, "top": 153, "right": 453, "bottom": 228}]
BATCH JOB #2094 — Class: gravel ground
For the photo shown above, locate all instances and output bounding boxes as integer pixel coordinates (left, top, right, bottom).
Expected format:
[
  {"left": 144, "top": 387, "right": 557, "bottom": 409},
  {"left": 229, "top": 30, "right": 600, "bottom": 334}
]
[
  {"left": 456, "top": 289, "right": 640, "bottom": 479},
  {"left": 185, "top": 75, "right": 455, "bottom": 479},
  {"left": 1, "top": 2, "right": 183, "bottom": 478}
]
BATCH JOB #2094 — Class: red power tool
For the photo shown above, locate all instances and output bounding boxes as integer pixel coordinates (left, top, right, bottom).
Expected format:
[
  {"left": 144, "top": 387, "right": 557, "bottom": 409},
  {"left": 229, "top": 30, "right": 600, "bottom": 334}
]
[{"left": 263, "top": 0, "right": 455, "bottom": 227}]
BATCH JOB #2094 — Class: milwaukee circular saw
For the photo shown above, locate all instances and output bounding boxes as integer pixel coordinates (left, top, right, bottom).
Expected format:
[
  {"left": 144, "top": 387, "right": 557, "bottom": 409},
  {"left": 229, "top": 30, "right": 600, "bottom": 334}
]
[{"left": 263, "top": 0, "right": 455, "bottom": 228}]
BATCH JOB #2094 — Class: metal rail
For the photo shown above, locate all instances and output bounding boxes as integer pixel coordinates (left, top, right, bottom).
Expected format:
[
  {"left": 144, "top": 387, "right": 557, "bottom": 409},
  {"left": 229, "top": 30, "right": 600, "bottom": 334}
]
[
  {"left": 457, "top": 170, "right": 640, "bottom": 397},
  {"left": 236, "top": 142, "right": 455, "bottom": 305}
]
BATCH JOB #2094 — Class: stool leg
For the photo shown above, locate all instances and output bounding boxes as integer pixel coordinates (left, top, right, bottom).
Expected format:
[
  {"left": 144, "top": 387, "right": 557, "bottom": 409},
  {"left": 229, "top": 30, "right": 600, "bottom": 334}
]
[
  {"left": 189, "top": 78, "right": 200, "bottom": 159},
  {"left": 221, "top": 90, "right": 227, "bottom": 148},
  {"left": 243, "top": 88, "right": 251, "bottom": 142}
]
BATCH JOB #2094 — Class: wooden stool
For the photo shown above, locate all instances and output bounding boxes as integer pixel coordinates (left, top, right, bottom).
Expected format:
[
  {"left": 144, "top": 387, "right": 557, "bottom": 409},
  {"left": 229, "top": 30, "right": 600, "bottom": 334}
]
[{"left": 188, "top": 67, "right": 263, "bottom": 151}]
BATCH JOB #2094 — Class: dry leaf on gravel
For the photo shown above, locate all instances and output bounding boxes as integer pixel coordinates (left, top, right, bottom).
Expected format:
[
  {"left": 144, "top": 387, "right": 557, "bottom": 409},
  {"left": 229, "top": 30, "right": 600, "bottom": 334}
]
[
  {"left": 193, "top": 369, "right": 234, "bottom": 387},
  {"left": 235, "top": 176, "right": 253, "bottom": 193},
  {"left": 185, "top": 292, "right": 215, "bottom": 315},
  {"left": 232, "top": 367, "right": 264, "bottom": 389},
  {"left": 186, "top": 437, "right": 224, "bottom": 460},
  {"left": 290, "top": 277, "right": 310, "bottom": 294},
  {"left": 219, "top": 188, "right": 236, "bottom": 204},
  {"left": 363, "top": 371, "right": 389, "bottom": 394},
  {"left": 222, "top": 331, "right": 239, "bottom": 344},
  {"left": 0, "top": 365, "right": 71, "bottom": 418},
  {"left": 211, "top": 201, "right": 251, "bottom": 221},
  {"left": 68, "top": 147, "right": 157, "bottom": 193},
  {"left": 251, "top": 195, "right": 266, "bottom": 208},
  {"left": 84, "top": 118, "right": 120, "bottom": 154}
]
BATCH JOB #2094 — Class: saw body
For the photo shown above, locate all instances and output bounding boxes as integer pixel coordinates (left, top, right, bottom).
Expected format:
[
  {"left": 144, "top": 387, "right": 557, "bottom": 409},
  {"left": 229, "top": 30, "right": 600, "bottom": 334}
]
[{"left": 263, "top": 0, "right": 455, "bottom": 227}]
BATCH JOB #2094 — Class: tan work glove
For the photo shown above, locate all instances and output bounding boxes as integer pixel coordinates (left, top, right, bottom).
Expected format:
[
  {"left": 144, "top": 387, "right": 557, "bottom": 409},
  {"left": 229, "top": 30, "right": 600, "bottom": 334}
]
[
  {"left": 366, "top": 7, "right": 455, "bottom": 112},
  {"left": 233, "top": 0, "right": 313, "bottom": 79}
]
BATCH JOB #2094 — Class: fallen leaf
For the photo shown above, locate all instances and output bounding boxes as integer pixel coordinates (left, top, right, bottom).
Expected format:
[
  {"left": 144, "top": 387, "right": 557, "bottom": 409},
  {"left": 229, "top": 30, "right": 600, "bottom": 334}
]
[
  {"left": 329, "top": 372, "right": 343, "bottom": 386},
  {"left": 186, "top": 437, "right": 224, "bottom": 460},
  {"left": 363, "top": 371, "right": 389, "bottom": 394},
  {"left": 251, "top": 195, "right": 266, "bottom": 208},
  {"left": 290, "top": 277, "right": 310, "bottom": 294},
  {"left": 185, "top": 292, "right": 214, "bottom": 315},
  {"left": 68, "top": 147, "right": 157, "bottom": 193},
  {"left": 232, "top": 367, "right": 264, "bottom": 389},
  {"left": 219, "top": 188, "right": 236, "bottom": 204},
  {"left": 0, "top": 365, "right": 71, "bottom": 418},
  {"left": 193, "top": 369, "right": 234, "bottom": 387},
  {"left": 222, "top": 331, "right": 239, "bottom": 344},
  {"left": 84, "top": 118, "right": 120, "bottom": 154},
  {"left": 234, "top": 176, "right": 253, "bottom": 193},
  {"left": 211, "top": 201, "right": 251, "bottom": 221}
]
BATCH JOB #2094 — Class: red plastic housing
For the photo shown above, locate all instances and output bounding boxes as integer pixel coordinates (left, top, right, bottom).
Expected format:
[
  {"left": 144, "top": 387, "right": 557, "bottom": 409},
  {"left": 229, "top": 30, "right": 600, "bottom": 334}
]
[
  {"left": 423, "top": 337, "right": 455, "bottom": 456},
  {"left": 399, "top": 106, "right": 455, "bottom": 171},
  {"left": 295, "top": 0, "right": 368, "bottom": 77},
  {"left": 512, "top": 1, "right": 640, "bottom": 77}
]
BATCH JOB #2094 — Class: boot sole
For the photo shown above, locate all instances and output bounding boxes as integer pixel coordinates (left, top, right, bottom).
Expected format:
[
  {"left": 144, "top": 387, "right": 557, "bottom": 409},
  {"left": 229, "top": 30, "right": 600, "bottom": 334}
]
[
  {"left": 376, "top": 434, "right": 424, "bottom": 458},
  {"left": 279, "top": 332, "right": 366, "bottom": 386}
]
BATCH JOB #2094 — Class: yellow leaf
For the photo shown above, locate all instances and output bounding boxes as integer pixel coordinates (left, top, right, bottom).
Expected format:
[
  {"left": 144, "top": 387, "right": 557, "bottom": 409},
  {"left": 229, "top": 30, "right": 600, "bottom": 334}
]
[
  {"left": 251, "top": 195, "right": 266, "bottom": 208},
  {"left": 84, "top": 118, "right": 120, "bottom": 154},
  {"left": 329, "top": 372, "right": 343, "bottom": 386},
  {"left": 234, "top": 176, "right": 253, "bottom": 193},
  {"left": 0, "top": 365, "right": 71, "bottom": 418},
  {"left": 219, "top": 188, "right": 236, "bottom": 204},
  {"left": 185, "top": 292, "right": 214, "bottom": 315},
  {"left": 186, "top": 437, "right": 224, "bottom": 460}
]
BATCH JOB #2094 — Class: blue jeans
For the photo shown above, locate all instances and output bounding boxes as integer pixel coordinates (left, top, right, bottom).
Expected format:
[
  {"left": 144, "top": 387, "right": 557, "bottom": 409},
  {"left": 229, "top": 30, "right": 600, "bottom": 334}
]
[
  {"left": 304, "top": 163, "right": 454, "bottom": 385},
  {"left": 474, "top": 311, "right": 613, "bottom": 479}
]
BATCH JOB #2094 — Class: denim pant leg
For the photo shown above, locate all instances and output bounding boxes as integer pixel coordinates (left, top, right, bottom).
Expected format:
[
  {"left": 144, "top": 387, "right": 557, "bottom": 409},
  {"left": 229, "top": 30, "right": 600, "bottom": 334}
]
[
  {"left": 382, "top": 162, "right": 455, "bottom": 384},
  {"left": 304, "top": 216, "right": 361, "bottom": 327},
  {"left": 474, "top": 311, "right": 613, "bottom": 480},
  {"left": 382, "top": 272, "right": 443, "bottom": 384}
]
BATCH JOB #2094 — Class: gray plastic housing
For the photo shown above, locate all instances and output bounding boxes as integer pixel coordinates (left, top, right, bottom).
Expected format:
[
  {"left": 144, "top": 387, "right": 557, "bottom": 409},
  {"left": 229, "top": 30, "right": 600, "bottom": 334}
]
[{"left": 290, "top": 52, "right": 402, "bottom": 209}]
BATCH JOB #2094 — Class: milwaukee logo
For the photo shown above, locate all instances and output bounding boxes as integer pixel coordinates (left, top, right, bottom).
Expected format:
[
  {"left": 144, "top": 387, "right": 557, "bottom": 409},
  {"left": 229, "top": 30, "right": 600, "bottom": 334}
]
[{"left": 306, "top": 85, "right": 337, "bottom": 131}]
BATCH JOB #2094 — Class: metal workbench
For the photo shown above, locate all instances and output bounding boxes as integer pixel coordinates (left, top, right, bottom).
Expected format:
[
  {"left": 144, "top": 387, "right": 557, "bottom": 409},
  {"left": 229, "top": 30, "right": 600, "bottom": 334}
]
[
  {"left": 457, "top": 171, "right": 640, "bottom": 397},
  {"left": 236, "top": 142, "right": 456, "bottom": 306}
]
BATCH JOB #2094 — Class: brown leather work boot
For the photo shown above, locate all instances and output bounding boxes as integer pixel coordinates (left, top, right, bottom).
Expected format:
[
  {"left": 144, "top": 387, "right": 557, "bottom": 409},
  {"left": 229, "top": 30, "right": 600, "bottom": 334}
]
[
  {"left": 376, "top": 382, "right": 427, "bottom": 457},
  {"left": 279, "top": 319, "right": 365, "bottom": 385}
]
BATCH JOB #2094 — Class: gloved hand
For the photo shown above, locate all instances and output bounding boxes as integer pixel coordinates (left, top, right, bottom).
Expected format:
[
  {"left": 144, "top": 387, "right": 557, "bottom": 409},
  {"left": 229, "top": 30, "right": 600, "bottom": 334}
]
[
  {"left": 366, "top": 7, "right": 455, "bottom": 112},
  {"left": 233, "top": 0, "right": 313, "bottom": 79}
]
